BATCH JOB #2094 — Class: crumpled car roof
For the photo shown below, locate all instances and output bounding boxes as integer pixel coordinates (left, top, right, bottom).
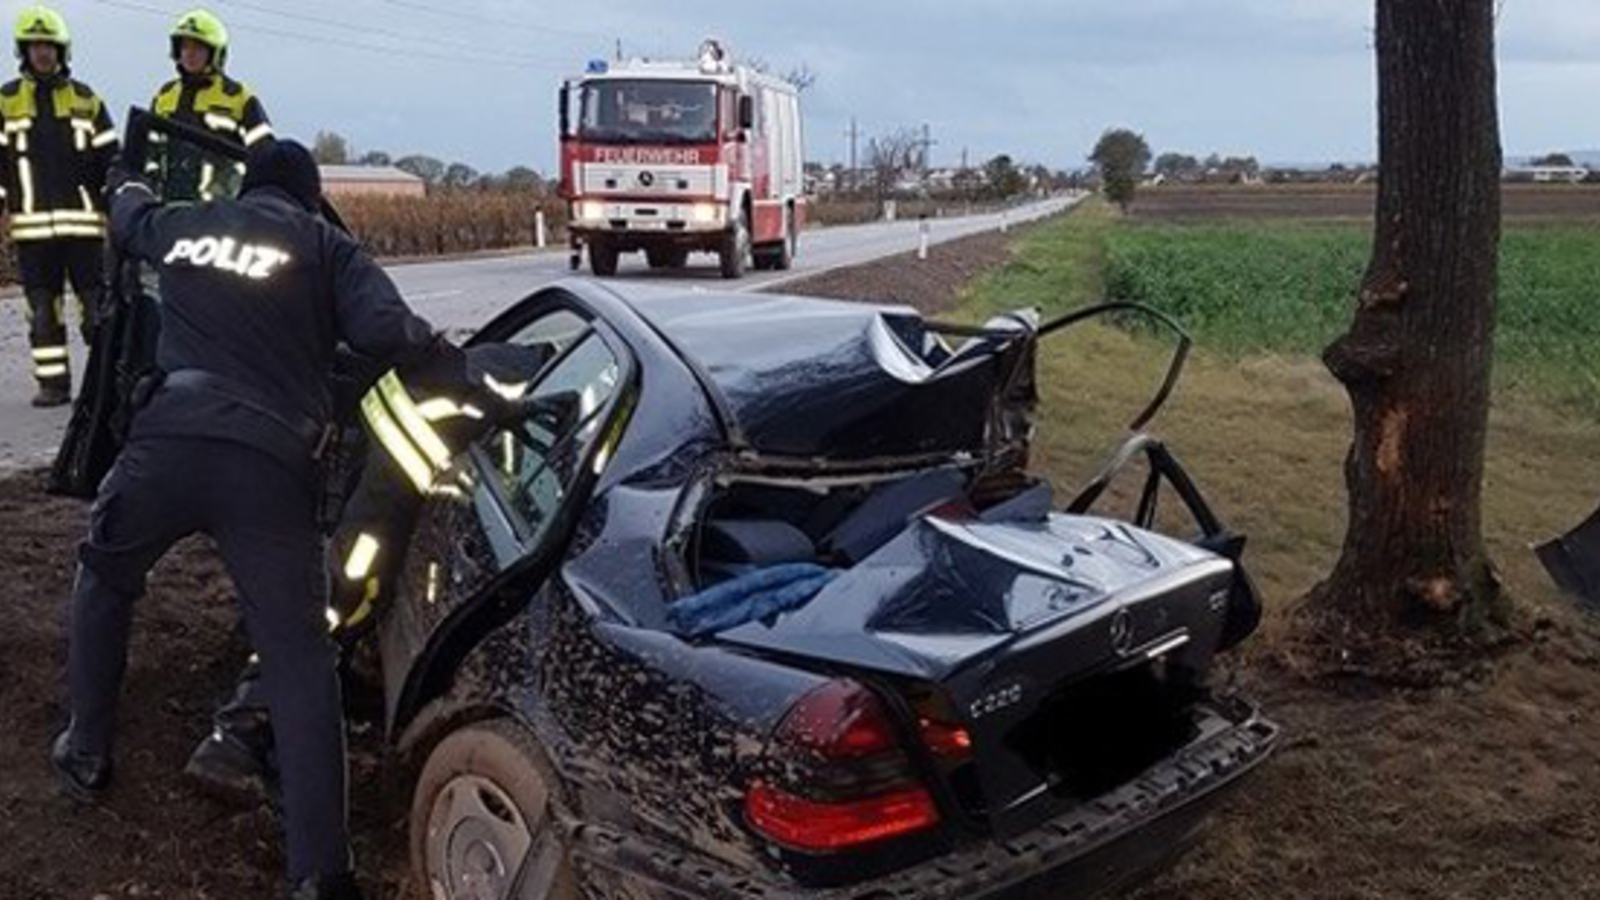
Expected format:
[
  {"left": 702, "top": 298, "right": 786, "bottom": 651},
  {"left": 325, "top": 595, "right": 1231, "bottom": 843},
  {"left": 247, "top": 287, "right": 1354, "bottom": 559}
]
[{"left": 622, "top": 289, "right": 1018, "bottom": 462}]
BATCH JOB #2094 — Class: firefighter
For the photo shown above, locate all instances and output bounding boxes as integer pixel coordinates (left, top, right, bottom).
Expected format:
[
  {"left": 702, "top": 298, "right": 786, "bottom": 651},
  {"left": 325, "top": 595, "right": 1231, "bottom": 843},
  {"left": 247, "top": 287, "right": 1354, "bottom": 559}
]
[
  {"left": 151, "top": 8, "right": 270, "bottom": 199},
  {"left": 0, "top": 6, "right": 116, "bottom": 407},
  {"left": 50, "top": 140, "right": 464, "bottom": 900},
  {"left": 184, "top": 342, "right": 555, "bottom": 804}
]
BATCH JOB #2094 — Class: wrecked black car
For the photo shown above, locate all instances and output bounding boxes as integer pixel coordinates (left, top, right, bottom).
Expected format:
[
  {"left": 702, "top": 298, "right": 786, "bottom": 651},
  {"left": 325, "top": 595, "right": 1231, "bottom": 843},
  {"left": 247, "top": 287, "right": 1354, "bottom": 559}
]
[{"left": 380, "top": 279, "right": 1280, "bottom": 899}]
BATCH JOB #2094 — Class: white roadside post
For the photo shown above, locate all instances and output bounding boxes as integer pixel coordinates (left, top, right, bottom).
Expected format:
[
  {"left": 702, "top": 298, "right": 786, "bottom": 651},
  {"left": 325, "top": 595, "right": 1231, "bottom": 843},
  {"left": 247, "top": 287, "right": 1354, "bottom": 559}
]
[
  {"left": 918, "top": 217, "right": 930, "bottom": 261},
  {"left": 535, "top": 209, "right": 548, "bottom": 249},
  {"left": 1000, "top": 207, "right": 1010, "bottom": 234}
]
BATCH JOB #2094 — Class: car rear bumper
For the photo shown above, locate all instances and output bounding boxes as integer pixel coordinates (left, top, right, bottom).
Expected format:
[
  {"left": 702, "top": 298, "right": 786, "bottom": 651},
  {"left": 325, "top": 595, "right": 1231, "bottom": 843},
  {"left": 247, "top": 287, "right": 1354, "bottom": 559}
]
[{"left": 567, "top": 696, "right": 1279, "bottom": 899}]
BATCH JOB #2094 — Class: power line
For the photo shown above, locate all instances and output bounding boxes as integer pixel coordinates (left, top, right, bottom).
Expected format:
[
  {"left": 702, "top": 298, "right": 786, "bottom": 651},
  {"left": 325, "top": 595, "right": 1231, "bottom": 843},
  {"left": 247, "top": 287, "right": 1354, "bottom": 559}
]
[
  {"left": 370, "top": 0, "right": 613, "bottom": 42},
  {"left": 91, "top": 0, "right": 574, "bottom": 71},
  {"left": 209, "top": 0, "right": 583, "bottom": 65}
]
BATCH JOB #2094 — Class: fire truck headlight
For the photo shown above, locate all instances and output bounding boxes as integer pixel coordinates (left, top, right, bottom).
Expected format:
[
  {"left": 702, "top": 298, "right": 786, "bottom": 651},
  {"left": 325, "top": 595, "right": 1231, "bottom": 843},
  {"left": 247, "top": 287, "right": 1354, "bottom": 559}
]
[
  {"left": 578, "top": 200, "right": 606, "bottom": 221},
  {"left": 691, "top": 202, "right": 720, "bottom": 223}
]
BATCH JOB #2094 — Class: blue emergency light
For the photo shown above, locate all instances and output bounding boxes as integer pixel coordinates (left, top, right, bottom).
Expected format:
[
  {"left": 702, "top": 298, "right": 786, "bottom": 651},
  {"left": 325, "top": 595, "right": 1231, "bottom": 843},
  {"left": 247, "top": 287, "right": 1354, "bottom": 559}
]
[{"left": 586, "top": 59, "right": 609, "bottom": 74}]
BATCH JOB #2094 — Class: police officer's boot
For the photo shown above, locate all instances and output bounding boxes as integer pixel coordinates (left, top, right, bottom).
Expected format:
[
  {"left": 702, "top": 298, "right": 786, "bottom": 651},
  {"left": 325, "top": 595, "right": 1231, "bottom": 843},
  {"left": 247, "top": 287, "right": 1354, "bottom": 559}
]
[
  {"left": 31, "top": 381, "right": 70, "bottom": 408},
  {"left": 49, "top": 728, "right": 113, "bottom": 801},
  {"left": 184, "top": 665, "right": 280, "bottom": 806},
  {"left": 287, "top": 872, "right": 364, "bottom": 900}
]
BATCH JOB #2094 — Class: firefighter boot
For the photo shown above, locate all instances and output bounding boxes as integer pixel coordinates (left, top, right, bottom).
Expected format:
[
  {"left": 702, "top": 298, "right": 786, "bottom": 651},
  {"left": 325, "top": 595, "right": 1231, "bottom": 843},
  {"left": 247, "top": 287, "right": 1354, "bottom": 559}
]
[
  {"left": 50, "top": 728, "right": 113, "bottom": 802},
  {"left": 32, "top": 381, "right": 71, "bottom": 408}
]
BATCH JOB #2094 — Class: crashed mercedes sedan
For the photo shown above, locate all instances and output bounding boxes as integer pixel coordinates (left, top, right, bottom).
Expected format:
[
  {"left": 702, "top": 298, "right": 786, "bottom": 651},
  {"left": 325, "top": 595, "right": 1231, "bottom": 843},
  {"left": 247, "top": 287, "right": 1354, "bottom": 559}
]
[{"left": 377, "top": 279, "right": 1279, "bottom": 899}]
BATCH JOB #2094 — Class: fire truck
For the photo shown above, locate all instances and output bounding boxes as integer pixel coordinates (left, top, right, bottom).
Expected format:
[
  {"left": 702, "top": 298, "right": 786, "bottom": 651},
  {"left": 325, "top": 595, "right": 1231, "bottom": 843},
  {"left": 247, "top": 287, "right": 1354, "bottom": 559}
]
[{"left": 559, "top": 40, "right": 806, "bottom": 278}]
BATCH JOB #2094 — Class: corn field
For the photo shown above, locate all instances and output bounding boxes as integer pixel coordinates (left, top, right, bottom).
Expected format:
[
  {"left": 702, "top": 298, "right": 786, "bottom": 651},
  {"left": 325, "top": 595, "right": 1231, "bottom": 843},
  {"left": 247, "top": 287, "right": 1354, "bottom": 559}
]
[{"left": 336, "top": 190, "right": 567, "bottom": 257}]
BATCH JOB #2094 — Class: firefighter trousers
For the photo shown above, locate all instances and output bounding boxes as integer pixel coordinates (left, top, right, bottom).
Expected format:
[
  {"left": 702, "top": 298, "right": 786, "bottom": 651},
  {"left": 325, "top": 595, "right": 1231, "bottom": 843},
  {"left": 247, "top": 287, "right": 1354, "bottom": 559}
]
[
  {"left": 18, "top": 237, "right": 105, "bottom": 391},
  {"left": 65, "top": 436, "right": 351, "bottom": 881}
]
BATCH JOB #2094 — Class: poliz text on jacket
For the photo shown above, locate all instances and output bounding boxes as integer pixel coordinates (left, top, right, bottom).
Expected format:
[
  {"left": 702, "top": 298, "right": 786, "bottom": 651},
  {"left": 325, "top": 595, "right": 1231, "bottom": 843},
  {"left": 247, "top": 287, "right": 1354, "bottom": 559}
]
[{"left": 162, "top": 236, "right": 290, "bottom": 280}]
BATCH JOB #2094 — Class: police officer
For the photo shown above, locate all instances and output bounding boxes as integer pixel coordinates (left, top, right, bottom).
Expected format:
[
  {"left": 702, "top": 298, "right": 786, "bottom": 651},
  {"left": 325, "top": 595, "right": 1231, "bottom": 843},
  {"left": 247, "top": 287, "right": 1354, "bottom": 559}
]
[
  {"left": 50, "top": 140, "right": 459, "bottom": 900},
  {"left": 184, "top": 342, "right": 554, "bottom": 803},
  {"left": 0, "top": 6, "right": 116, "bottom": 407}
]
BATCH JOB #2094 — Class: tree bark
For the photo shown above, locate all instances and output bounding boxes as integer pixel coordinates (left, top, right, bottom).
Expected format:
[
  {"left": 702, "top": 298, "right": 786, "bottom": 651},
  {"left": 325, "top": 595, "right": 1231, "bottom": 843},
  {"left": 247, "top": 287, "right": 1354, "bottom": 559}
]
[{"left": 1314, "top": 0, "right": 1507, "bottom": 642}]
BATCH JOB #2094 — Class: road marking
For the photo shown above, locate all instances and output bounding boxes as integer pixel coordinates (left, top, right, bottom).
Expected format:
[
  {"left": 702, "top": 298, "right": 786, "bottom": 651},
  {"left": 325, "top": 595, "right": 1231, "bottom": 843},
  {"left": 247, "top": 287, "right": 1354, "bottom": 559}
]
[{"left": 405, "top": 289, "right": 464, "bottom": 302}]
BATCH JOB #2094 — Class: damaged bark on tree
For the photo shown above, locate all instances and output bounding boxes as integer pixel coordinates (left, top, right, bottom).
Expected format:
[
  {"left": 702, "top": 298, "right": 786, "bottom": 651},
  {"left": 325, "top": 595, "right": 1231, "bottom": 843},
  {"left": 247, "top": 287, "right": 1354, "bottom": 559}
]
[{"left": 1307, "top": 0, "right": 1509, "bottom": 664}]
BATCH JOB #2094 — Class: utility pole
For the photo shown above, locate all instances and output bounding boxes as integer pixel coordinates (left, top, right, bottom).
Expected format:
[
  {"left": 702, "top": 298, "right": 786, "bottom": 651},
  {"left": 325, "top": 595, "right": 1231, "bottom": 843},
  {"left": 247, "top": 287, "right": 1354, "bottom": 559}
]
[
  {"left": 846, "top": 117, "right": 859, "bottom": 193},
  {"left": 614, "top": 38, "right": 623, "bottom": 62}
]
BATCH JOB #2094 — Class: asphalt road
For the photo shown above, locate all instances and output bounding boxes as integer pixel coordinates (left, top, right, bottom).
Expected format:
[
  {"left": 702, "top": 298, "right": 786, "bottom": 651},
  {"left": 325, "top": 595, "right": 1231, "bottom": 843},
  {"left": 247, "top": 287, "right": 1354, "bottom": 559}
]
[{"left": 0, "top": 196, "right": 1076, "bottom": 472}]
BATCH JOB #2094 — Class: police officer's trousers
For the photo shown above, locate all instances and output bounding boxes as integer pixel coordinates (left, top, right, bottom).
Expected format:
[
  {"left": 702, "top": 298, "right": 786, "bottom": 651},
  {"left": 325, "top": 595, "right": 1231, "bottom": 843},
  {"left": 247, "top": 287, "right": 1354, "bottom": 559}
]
[
  {"left": 18, "top": 238, "right": 104, "bottom": 392},
  {"left": 66, "top": 436, "right": 350, "bottom": 880}
]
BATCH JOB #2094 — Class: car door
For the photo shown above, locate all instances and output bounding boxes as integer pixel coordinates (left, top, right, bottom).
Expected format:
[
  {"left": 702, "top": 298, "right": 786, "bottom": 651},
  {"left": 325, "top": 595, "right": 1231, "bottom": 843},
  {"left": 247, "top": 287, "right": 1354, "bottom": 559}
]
[{"left": 379, "top": 295, "right": 636, "bottom": 729}]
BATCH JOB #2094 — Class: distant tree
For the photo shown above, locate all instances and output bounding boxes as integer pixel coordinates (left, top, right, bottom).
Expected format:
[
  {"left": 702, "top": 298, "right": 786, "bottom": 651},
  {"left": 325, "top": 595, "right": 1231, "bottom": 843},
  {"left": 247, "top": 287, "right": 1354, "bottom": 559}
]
[
  {"left": 357, "top": 150, "right": 392, "bottom": 167},
  {"left": 442, "top": 162, "right": 480, "bottom": 189},
  {"left": 1090, "top": 128, "right": 1152, "bottom": 211},
  {"left": 312, "top": 130, "right": 349, "bottom": 165},
  {"left": 1221, "top": 155, "right": 1261, "bottom": 176},
  {"left": 1310, "top": 0, "right": 1507, "bottom": 667},
  {"left": 983, "top": 154, "right": 1027, "bottom": 199},
  {"left": 502, "top": 166, "right": 543, "bottom": 191},
  {"left": 1154, "top": 152, "right": 1200, "bottom": 176},
  {"left": 866, "top": 127, "right": 921, "bottom": 200},
  {"left": 395, "top": 154, "right": 446, "bottom": 185},
  {"left": 1203, "top": 152, "right": 1223, "bottom": 171},
  {"left": 1532, "top": 152, "right": 1574, "bottom": 167}
]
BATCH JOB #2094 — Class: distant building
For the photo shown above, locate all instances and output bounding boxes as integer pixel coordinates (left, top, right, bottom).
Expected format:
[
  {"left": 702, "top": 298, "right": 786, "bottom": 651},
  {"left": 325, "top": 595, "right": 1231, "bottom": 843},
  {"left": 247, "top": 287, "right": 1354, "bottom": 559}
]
[
  {"left": 319, "top": 165, "right": 427, "bottom": 198},
  {"left": 1502, "top": 166, "right": 1589, "bottom": 184}
]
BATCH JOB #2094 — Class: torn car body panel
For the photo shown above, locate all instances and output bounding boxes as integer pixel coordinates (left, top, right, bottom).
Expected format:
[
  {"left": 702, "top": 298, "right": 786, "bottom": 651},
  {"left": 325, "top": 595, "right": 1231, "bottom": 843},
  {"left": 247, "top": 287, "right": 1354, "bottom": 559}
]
[{"left": 371, "top": 278, "right": 1278, "bottom": 898}]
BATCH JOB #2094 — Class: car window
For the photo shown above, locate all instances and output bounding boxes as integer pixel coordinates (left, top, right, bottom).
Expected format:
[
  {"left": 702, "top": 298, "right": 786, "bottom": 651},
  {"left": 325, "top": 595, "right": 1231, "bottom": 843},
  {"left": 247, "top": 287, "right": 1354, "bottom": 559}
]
[
  {"left": 142, "top": 131, "right": 246, "bottom": 203},
  {"left": 478, "top": 331, "right": 621, "bottom": 544}
]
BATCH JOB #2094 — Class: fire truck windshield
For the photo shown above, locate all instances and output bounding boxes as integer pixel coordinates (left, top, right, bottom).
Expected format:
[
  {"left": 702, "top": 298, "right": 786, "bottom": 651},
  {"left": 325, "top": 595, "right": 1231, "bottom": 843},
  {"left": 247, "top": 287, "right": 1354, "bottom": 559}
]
[{"left": 579, "top": 80, "right": 718, "bottom": 145}]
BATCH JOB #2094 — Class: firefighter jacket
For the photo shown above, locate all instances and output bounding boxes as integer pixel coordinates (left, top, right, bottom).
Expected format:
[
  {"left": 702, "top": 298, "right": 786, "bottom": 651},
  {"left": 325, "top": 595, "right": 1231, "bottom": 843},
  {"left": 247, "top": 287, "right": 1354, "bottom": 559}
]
[
  {"left": 152, "top": 71, "right": 271, "bottom": 147},
  {"left": 0, "top": 67, "right": 116, "bottom": 242},
  {"left": 107, "top": 178, "right": 460, "bottom": 479}
]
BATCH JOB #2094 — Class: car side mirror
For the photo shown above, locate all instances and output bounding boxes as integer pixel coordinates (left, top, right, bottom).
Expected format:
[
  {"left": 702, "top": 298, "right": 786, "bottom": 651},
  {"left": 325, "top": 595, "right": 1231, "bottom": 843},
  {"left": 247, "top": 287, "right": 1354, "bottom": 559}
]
[
  {"left": 738, "top": 95, "right": 754, "bottom": 131},
  {"left": 558, "top": 85, "right": 571, "bottom": 139}
]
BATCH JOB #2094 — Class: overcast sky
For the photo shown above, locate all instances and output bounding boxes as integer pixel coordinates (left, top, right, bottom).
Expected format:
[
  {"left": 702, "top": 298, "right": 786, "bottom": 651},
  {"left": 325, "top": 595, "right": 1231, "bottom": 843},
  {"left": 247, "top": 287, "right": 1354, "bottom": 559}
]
[{"left": 41, "top": 0, "right": 1600, "bottom": 174}]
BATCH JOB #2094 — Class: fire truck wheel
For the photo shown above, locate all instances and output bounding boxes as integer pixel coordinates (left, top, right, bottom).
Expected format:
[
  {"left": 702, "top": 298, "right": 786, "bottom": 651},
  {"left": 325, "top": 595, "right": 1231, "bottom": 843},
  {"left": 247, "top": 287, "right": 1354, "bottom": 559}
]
[
  {"left": 589, "top": 240, "right": 619, "bottom": 277},
  {"left": 719, "top": 212, "right": 749, "bottom": 279},
  {"left": 774, "top": 210, "right": 796, "bottom": 271}
]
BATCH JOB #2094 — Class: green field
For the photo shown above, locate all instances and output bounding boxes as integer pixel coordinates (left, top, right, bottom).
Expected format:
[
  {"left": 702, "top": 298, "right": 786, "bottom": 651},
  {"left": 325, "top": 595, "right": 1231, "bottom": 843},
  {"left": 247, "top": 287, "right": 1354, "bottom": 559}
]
[{"left": 1100, "top": 220, "right": 1600, "bottom": 414}]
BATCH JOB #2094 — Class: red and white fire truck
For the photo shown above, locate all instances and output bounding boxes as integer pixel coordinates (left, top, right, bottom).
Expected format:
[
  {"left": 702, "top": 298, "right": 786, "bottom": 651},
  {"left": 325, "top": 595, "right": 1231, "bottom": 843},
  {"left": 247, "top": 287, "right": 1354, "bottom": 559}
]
[{"left": 559, "top": 40, "right": 806, "bottom": 278}]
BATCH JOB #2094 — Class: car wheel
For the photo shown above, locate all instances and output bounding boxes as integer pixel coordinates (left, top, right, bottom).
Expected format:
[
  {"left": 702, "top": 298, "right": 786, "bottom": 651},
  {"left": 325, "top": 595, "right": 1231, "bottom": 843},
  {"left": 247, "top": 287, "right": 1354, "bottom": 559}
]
[
  {"left": 411, "top": 719, "right": 579, "bottom": 900},
  {"left": 719, "top": 210, "right": 749, "bottom": 279},
  {"left": 588, "top": 240, "right": 618, "bottom": 277}
]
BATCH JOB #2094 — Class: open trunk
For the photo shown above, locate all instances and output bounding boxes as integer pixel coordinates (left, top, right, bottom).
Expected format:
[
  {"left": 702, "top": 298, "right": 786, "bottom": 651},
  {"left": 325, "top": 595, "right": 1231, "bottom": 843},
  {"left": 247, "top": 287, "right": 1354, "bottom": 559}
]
[{"left": 686, "top": 463, "right": 1255, "bottom": 839}]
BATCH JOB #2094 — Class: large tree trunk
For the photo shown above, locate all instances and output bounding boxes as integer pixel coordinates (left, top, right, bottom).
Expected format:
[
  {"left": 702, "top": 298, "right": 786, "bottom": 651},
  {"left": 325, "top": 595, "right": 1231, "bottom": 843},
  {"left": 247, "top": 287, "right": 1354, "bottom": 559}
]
[{"left": 1313, "top": 0, "right": 1507, "bottom": 647}]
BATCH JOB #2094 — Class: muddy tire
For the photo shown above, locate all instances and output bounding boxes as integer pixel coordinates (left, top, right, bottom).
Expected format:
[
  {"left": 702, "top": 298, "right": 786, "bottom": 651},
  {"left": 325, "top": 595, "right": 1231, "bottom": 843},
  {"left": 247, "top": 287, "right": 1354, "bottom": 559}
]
[
  {"left": 588, "top": 240, "right": 618, "bottom": 277},
  {"left": 410, "top": 719, "right": 579, "bottom": 900}
]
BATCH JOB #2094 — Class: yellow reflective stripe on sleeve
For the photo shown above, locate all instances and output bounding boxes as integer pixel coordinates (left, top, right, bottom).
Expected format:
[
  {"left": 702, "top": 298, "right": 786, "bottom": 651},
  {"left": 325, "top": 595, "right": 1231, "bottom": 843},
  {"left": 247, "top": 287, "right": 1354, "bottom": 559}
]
[
  {"left": 482, "top": 373, "right": 529, "bottom": 401},
  {"left": 342, "top": 579, "right": 380, "bottom": 629},
  {"left": 31, "top": 346, "right": 67, "bottom": 361},
  {"left": 92, "top": 129, "right": 118, "bottom": 148},
  {"left": 203, "top": 112, "right": 238, "bottom": 133},
  {"left": 361, "top": 391, "right": 434, "bottom": 491},
  {"left": 11, "top": 225, "right": 56, "bottom": 240},
  {"left": 343, "top": 533, "right": 381, "bottom": 581},
  {"left": 243, "top": 123, "right": 273, "bottom": 145},
  {"left": 35, "top": 362, "right": 68, "bottom": 378},
  {"left": 17, "top": 156, "right": 35, "bottom": 212},
  {"left": 378, "top": 371, "right": 452, "bottom": 467},
  {"left": 415, "top": 397, "right": 485, "bottom": 422}
]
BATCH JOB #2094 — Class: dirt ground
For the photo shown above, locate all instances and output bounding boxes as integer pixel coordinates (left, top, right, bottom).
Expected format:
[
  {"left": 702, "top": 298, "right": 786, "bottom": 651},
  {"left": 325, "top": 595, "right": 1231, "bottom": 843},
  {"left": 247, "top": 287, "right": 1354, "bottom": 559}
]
[{"left": 3, "top": 216, "right": 1600, "bottom": 899}]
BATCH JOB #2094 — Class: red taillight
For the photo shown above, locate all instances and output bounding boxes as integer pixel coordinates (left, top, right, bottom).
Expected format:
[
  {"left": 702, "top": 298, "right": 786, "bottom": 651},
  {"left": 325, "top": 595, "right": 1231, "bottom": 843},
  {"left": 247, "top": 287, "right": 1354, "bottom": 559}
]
[
  {"left": 745, "top": 782, "right": 940, "bottom": 852},
  {"left": 918, "top": 716, "right": 973, "bottom": 760},
  {"left": 775, "top": 678, "right": 900, "bottom": 759},
  {"left": 747, "top": 679, "right": 943, "bottom": 852}
]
